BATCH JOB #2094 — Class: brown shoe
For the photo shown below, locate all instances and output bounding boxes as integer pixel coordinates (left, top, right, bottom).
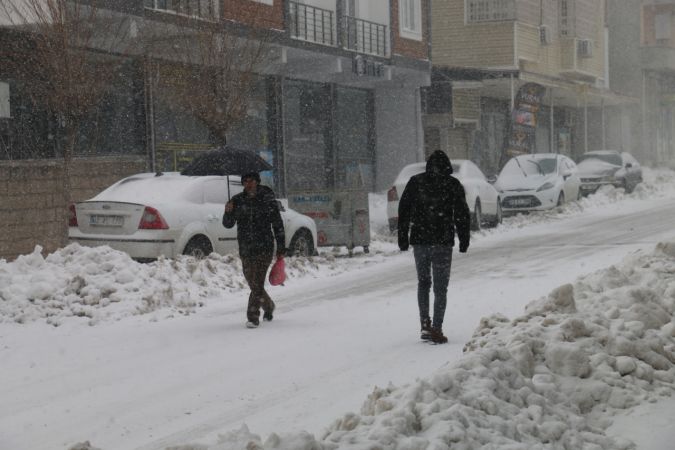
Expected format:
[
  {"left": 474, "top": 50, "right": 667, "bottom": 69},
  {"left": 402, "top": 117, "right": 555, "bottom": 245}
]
[{"left": 429, "top": 327, "right": 448, "bottom": 344}]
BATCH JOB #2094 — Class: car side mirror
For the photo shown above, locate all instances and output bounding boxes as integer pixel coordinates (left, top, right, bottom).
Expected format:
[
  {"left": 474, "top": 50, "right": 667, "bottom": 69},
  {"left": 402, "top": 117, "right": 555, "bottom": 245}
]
[{"left": 276, "top": 200, "right": 286, "bottom": 212}]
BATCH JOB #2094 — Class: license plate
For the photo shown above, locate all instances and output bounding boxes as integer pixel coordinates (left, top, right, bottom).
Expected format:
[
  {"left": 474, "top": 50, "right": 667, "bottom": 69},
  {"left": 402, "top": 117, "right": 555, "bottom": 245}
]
[
  {"left": 89, "top": 214, "right": 124, "bottom": 227},
  {"left": 512, "top": 199, "right": 530, "bottom": 206}
]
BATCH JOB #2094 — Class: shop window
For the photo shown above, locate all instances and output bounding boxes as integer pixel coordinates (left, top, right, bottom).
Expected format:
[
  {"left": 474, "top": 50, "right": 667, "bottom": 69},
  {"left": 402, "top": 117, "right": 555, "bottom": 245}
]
[
  {"left": 336, "top": 87, "right": 374, "bottom": 190},
  {"left": 0, "top": 81, "right": 9, "bottom": 118}
]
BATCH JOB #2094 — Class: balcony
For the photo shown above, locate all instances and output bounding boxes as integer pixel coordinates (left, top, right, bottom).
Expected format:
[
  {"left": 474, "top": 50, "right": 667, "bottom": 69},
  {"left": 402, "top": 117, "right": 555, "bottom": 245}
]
[
  {"left": 288, "top": 1, "right": 388, "bottom": 57},
  {"left": 343, "top": 16, "right": 388, "bottom": 57},
  {"left": 288, "top": 1, "right": 336, "bottom": 47}
]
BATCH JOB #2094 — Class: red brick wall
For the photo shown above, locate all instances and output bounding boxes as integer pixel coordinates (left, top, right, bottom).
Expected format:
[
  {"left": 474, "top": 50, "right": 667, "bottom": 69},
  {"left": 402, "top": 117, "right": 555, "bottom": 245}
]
[
  {"left": 221, "top": 0, "right": 284, "bottom": 30},
  {"left": 0, "top": 157, "right": 146, "bottom": 261},
  {"left": 391, "top": 0, "right": 430, "bottom": 59}
]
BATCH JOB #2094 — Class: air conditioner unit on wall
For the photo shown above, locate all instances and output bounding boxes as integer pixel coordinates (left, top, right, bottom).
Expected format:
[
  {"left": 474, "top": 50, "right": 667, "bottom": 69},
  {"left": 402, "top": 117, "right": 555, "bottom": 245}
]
[
  {"left": 540, "top": 25, "right": 552, "bottom": 45},
  {"left": 577, "top": 39, "right": 593, "bottom": 58}
]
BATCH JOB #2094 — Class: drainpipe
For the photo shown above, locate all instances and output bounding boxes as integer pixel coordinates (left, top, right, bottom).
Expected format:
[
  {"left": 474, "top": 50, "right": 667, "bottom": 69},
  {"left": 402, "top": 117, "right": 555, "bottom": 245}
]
[
  {"left": 584, "top": 90, "right": 588, "bottom": 153},
  {"left": 510, "top": 74, "right": 515, "bottom": 111},
  {"left": 601, "top": 98, "right": 606, "bottom": 149}
]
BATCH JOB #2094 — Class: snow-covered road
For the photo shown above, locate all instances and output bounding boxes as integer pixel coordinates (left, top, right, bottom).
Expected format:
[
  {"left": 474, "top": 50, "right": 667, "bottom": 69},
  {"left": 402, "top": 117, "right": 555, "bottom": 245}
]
[{"left": 1, "top": 181, "right": 675, "bottom": 450}]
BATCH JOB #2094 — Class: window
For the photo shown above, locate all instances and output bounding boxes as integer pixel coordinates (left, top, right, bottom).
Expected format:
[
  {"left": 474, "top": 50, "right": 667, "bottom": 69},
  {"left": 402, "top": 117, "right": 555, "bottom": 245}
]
[
  {"left": 466, "top": 0, "right": 515, "bottom": 23},
  {"left": 144, "top": 0, "right": 218, "bottom": 20},
  {"left": 0, "top": 81, "right": 9, "bottom": 118},
  {"left": 399, "top": 0, "right": 422, "bottom": 40},
  {"left": 559, "top": 0, "right": 574, "bottom": 37},
  {"left": 655, "top": 13, "right": 672, "bottom": 43},
  {"left": 251, "top": 0, "right": 273, "bottom": 5}
]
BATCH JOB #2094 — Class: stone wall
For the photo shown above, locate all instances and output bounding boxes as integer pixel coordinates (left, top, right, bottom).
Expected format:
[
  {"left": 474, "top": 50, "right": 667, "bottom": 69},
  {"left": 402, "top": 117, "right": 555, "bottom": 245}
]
[{"left": 0, "top": 157, "right": 146, "bottom": 261}]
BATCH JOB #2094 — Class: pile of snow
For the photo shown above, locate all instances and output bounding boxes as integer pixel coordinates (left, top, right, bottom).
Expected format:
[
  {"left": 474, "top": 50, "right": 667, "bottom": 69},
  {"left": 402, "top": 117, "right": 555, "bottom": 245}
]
[
  {"left": 0, "top": 240, "right": 397, "bottom": 326},
  {"left": 178, "top": 241, "right": 675, "bottom": 450}
]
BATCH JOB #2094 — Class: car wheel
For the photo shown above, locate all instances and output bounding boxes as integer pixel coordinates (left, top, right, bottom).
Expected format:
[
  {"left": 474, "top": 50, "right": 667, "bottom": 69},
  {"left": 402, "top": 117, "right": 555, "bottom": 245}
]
[
  {"left": 470, "top": 200, "right": 482, "bottom": 231},
  {"left": 289, "top": 229, "right": 314, "bottom": 257},
  {"left": 556, "top": 192, "right": 565, "bottom": 207},
  {"left": 183, "top": 235, "right": 213, "bottom": 259},
  {"left": 489, "top": 201, "right": 502, "bottom": 227}
]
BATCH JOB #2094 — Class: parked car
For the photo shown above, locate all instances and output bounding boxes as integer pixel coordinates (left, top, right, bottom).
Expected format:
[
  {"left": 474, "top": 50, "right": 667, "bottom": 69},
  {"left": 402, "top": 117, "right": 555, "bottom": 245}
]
[
  {"left": 68, "top": 172, "right": 318, "bottom": 260},
  {"left": 386, "top": 159, "right": 502, "bottom": 232},
  {"left": 494, "top": 153, "right": 581, "bottom": 214},
  {"left": 577, "top": 150, "right": 643, "bottom": 195}
]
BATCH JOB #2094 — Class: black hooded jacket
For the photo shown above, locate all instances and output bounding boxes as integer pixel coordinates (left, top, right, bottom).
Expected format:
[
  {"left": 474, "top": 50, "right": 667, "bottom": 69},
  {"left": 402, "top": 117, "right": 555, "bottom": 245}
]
[
  {"left": 222, "top": 185, "right": 285, "bottom": 258},
  {"left": 397, "top": 151, "right": 471, "bottom": 249}
]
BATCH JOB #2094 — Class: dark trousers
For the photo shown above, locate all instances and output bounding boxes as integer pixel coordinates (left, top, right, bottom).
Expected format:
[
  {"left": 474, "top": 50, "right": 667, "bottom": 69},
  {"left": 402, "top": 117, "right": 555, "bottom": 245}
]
[
  {"left": 241, "top": 251, "right": 274, "bottom": 321},
  {"left": 413, "top": 245, "right": 453, "bottom": 330}
]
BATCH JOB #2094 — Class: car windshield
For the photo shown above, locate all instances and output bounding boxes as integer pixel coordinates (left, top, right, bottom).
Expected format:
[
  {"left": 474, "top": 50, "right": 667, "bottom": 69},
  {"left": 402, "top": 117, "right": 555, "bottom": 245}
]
[
  {"left": 579, "top": 153, "right": 622, "bottom": 166},
  {"left": 500, "top": 156, "right": 557, "bottom": 178}
]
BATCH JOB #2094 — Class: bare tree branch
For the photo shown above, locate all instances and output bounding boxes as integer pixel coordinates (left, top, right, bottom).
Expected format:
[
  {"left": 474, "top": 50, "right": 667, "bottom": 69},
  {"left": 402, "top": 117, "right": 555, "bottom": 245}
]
[
  {"left": 0, "top": 0, "right": 136, "bottom": 242},
  {"left": 145, "top": 9, "right": 273, "bottom": 146}
]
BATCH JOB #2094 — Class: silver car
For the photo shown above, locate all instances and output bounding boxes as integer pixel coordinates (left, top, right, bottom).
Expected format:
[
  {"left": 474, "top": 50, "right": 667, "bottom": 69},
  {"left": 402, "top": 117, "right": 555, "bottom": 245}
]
[{"left": 577, "top": 150, "right": 643, "bottom": 195}]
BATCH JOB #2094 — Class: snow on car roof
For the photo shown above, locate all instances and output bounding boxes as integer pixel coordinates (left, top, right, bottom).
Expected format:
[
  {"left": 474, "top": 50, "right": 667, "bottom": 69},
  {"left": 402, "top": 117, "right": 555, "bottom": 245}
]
[
  {"left": 91, "top": 172, "right": 238, "bottom": 204},
  {"left": 394, "top": 159, "right": 469, "bottom": 183}
]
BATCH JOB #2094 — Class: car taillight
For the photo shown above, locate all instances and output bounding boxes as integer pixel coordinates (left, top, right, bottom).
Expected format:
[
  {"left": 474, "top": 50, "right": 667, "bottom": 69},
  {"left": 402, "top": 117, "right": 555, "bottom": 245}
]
[
  {"left": 68, "top": 204, "right": 78, "bottom": 227},
  {"left": 387, "top": 186, "right": 398, "bottom": 202},
  {"left": 138, "top": 206, "right": 169, "bottom": 230}
]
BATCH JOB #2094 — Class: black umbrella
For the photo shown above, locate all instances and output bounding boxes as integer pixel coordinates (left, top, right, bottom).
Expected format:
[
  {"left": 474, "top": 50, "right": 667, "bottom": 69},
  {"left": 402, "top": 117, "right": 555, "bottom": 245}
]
[
  {"left": 180, "top": 146, "right": 272, "bottom": 177},
  {"left": 180, "top": 146, "right": 273, "bottom": 199}
]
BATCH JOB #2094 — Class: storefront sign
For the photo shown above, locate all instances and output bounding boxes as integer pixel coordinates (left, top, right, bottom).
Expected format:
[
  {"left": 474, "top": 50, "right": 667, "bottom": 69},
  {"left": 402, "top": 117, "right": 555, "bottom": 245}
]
[{"left": 503, "top": 82, "right": 546, "bottom": 162}]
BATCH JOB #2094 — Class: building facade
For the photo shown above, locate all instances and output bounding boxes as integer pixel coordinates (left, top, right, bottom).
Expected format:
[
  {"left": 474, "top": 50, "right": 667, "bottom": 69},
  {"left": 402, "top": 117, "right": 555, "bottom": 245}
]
[
  {"left": 608, "top": 0, "right": 675, "bottom": 167},
  {"left": 426, "top": 0, "right": 633, "bottom": 177},
  {"left": 0, "top": 0, "right": 431, "bottom": 260}
]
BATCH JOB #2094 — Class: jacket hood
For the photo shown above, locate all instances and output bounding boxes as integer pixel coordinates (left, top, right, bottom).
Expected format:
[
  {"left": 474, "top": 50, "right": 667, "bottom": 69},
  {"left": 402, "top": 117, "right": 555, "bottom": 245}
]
[{"left": 426, "top": 150, "right": 453, "bottom": 175}]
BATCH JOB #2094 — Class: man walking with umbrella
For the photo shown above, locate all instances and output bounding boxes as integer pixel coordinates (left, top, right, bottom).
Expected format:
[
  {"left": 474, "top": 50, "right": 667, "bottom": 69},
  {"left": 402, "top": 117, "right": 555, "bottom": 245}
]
[{"left": 223, "top": 171, "right": 286, "bottom": 328}]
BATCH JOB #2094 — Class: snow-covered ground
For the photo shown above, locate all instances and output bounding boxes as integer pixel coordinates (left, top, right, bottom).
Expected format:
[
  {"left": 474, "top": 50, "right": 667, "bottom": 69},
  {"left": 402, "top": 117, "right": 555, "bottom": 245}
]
[{"left": 1, "top": 168, "right": 674, "bottom": 450}]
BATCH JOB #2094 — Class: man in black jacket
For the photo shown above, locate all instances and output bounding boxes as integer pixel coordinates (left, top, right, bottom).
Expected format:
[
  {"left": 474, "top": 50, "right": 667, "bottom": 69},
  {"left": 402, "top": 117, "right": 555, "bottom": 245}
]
[
  {"left": 398, "top": 150, "right": 471, "bottom": 344},
  {"left": 223, "top": 172, "right": 285, "bottom": 328}
]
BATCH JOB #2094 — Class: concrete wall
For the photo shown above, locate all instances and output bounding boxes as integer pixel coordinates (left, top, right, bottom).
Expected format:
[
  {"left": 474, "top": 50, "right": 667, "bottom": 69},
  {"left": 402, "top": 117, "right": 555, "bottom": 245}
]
[{"left": 0, "top": 157, "right": 145, "bottom": 261}]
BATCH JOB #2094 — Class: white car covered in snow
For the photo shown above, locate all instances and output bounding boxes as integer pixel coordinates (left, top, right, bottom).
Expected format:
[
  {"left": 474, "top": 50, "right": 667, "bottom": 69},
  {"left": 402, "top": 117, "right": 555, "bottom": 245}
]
[
  {"left": 494, "top": 153, "right": 581, "bottom": 214},
  {"left": 386, "top": 159, "right": 502, "bottom": 232},
  {"left": 68, "top": 172, "right": 317, "bottom": 260}
]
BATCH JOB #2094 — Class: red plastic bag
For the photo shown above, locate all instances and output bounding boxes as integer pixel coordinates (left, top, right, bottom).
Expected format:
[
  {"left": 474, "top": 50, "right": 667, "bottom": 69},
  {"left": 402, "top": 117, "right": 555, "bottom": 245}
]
[{"left": 269, "top": 256, "right": 286, "bottom": 286}]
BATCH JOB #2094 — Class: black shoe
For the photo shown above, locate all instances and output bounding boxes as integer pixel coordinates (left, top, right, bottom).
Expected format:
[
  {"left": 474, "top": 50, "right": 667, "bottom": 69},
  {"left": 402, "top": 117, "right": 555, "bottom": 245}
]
[
  {"left": 263, "top": 303, "right": 275, "bottom": 322},
  {"left": 246, "top": 319, "right": 259, "bottom": 328},
  {"left": 420, "top": 317, "right": 432, "bottom": 341}
]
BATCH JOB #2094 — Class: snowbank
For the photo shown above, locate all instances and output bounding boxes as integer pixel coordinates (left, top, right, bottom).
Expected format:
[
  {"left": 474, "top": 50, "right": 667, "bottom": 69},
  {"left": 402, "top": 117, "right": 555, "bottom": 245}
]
[{"left": 182, "top": 240, "right": 675, "bottom": 449}]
